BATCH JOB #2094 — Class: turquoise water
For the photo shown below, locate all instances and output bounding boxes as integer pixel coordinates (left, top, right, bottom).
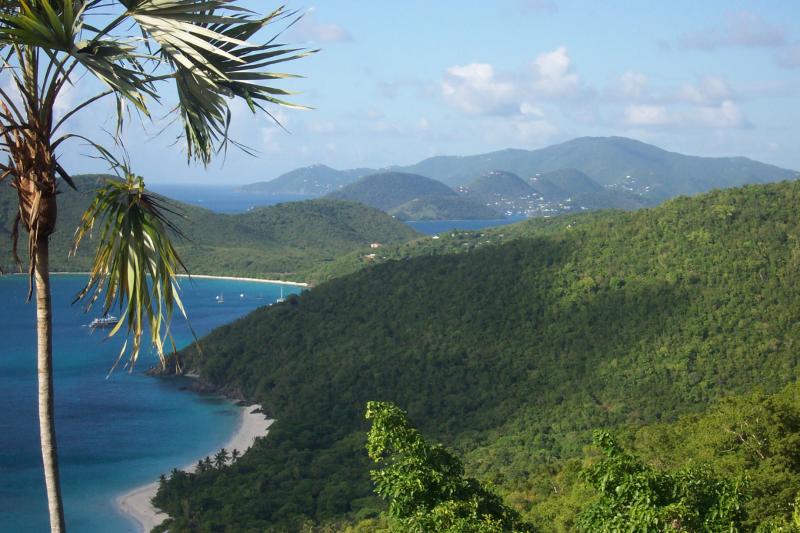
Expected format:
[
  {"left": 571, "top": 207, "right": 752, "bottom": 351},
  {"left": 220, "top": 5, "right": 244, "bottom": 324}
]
[{"left": 0, "top": 275, "right": 301, "bottom": 532}]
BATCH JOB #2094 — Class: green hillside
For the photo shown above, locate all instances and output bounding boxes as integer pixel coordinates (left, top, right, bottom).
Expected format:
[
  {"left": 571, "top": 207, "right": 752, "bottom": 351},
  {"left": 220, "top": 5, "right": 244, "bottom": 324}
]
[
  {"left": 531, "top": 168, "right": 604, "bottom": 199},
  {"left": 398, "top": 136, "right": 797, "bottom": 199},
  {"left": 327, "top": 171, "right": 458, "bottom": 212},
  {"left": 0, "top": 175, "right": 419, "bottom": 279},
  {"left": 239, "top": 165, "right": 374, "bottom": 196},
  {"left": 389, "top": 194, "right": 500, "bottom": 221},
  {"left": 154, "top": 180, "right": 800, "bottom": 530},
  {"left": 466, "top": 170, "right": 539, "bottom": 200}
]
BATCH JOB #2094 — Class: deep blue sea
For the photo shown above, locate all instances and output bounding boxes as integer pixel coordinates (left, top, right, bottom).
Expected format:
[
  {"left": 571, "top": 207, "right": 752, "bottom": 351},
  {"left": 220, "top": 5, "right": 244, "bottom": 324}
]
[
  {"left": 0, "top": 275, "right": 301, "bottom": 532},
  {"left": 147, "top": 184, "right": 313, "bottom": 214},
  {"left": 146, "top": 184, "right": 526, "bottom": 234}
]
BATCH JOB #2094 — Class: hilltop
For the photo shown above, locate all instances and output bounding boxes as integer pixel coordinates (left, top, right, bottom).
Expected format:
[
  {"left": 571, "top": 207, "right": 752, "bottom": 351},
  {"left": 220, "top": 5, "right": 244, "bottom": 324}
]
[
  {"left": 155, "top": 180, "right": 800, "bottom": 530},
  {"left": 0, "top": 175, "right": 419, "bottom": 279},
  {"left": 238, "top": 137, "right": 795, "bottom": 213},
  {"left": 531, "top": 168, "right": 605, "bottom": 199},
  {"left": 395, "top": 136, "right": 797, "bottom": 198},
  {"left": 327, "top": 171, "right": 498, "bottom": 220},
  {"left": 238, "top": 165, "right": 373, "bottom": 196}
]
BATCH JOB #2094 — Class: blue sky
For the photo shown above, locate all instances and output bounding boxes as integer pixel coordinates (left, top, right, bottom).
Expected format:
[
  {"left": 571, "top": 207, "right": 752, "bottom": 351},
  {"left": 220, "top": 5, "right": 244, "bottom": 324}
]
[{"left": 59, "top": 1, "right": 800, "bottom": 184}]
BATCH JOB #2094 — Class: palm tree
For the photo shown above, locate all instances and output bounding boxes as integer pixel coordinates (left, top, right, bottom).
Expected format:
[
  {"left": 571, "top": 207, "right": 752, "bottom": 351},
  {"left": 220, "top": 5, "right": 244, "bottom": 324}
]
[
  {"left": 213, "top": 447, "right": 229, "bottom": 469},
  {"left": 0, "top": 2, "right": 314, "bottom": 531}
]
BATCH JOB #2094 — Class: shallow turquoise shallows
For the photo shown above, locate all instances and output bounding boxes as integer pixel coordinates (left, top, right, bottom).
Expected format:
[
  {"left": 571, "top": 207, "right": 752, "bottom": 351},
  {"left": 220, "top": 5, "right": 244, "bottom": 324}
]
[{"left": 0, "top": 274, "right": 300, "bottom": 532}]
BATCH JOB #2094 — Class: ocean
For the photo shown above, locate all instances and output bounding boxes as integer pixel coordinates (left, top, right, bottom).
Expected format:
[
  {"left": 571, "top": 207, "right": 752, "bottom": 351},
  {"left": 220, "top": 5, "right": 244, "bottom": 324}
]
[
  {"left": 146, "top": 184, "right": 526, "bottom": 234},
  {"left": 0, "top": 274, "right": 301, "bottom": 532},
  {"left": 147, "top": 184, "right": 314, "bottom": 214}
]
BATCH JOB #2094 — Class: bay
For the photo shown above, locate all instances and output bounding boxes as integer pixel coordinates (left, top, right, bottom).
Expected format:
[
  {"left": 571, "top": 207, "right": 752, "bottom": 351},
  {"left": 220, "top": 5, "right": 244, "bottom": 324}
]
[
  {"left": 0, "top": 274, "right": 301, "bottom": 532},
  {"left": 147, "top": 184, "right": 314, "bottom": 214}
]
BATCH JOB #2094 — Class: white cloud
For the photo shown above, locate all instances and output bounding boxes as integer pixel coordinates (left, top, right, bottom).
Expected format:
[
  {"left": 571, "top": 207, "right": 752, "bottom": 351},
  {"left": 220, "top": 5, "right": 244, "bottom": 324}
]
[
  {"left": 289, "top": 8, "right": 352, "bottom": 43},
  {"left": 673, "top": 76, "right": 734, "bottom": 105},
  {"left": 441, "top": 47, "right": 587, "bottom": 116},
  {"left": 442, "top": 63, "right": 518, "bottom": 115},
  {"left": 531, "top": 47, "right": 581, "bottom": 98},
  {"left": 623, "top": 100, "right": 748, "bottom": 129},
  {"left": 679, "top": 11, "right": 786, "bottom": 50},
  {"left": 624, "top": 105, "right": 670, "bottom": 126},
  {"left": 617, "top": 71, "right": 648, "bottom": 99},
  {"left": 693, "top": 100, "right": 748, "bottom": 128}
]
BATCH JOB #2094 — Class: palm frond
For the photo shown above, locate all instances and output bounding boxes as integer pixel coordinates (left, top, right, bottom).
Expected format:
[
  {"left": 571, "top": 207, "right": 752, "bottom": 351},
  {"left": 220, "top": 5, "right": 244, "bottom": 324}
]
[
  {"left": 73, "top": 162, "right": 191, "bottom": 372},
  {"left": 125, "top": 1, "right": 316, "bottom": 163}
]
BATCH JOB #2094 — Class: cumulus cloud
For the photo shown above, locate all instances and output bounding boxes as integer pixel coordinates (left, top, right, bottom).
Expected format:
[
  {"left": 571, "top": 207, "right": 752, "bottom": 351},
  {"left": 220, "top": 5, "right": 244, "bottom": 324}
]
[
  {"left": 624, "top": 105, "right": 669, "bottom": 126},
  {"left": 673, "top": 76, "right": 734, "bottom": 105},
  {"left": 623, "top": 100, "right": 748, "bottom": 129},
  {"left": 289, "top": 8, "right": 352, "bottom": 43},
  {"left": 441, "top": 47, "right": 587, "bottom": 116},
  {"left": 531, "top": 47, "right": 582, "bottom": 97},
  {"left": 679, "top": 11, "right": 786, "bottom": 50},
  {"left": 693, "top": 100, "right": 748, "bottom": 128},
  {"left": 442, "top": 63, "right": 519, "bottom": 115},
  {"left": 616, "top": 71, "right": 648, "bottom": 99}
]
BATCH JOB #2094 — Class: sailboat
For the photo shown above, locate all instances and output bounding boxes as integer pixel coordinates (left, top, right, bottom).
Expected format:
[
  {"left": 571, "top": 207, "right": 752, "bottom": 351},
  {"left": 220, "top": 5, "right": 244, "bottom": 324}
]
[
  {"left": 276, "top": 287, "right": 285, "bottom": 304},
  {"left": 215, "top": 293, "right": 224, "bottom": 304}
]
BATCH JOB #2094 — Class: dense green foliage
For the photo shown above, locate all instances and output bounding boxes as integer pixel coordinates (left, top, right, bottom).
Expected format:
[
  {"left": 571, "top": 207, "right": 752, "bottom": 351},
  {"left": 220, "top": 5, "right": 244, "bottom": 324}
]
[
  {"left": 0, "top": 175, "right": 418, "bottom": 279},
  {"left": 577, "top": 431, "right": 746, "bottom": 532},
  {"left": 365, "top": 402, "right": 533, "bottom": 533},
  {"left": 531, "top": 168, "right": 604, "bottom": 199},
  {"left": 466, "top": 171, "right": 537, "bottom": 200},
  {"left": 328, "top": 172, "right": 458, "bottom": 212},
  {"left": 397, "top": 136, "right": 797, "bottom": 197},
  {"left": 240, "top": 165, "right": 373, "bottom": 196},
  {"left": 154, "top": 180, "right": 800, "bottom": 530},
  {"left": 390, "top": 195, "right": 500, "bottom": 221},
  {"left": 326, "top": 171, "right": 500, "bottom": 221}
]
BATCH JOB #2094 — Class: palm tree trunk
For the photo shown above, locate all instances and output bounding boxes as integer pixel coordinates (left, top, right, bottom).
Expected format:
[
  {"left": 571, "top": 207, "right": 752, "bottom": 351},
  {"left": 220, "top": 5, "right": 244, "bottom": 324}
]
[{"left": 34, "top": 237, "right": 66, "bottom": 533}]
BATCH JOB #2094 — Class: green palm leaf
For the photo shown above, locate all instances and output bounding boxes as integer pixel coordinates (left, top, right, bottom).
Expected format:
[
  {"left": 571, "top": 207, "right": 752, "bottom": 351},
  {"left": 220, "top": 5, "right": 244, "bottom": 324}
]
[{"left": 73, "top": 164, "right": 191, "bottom": 372}]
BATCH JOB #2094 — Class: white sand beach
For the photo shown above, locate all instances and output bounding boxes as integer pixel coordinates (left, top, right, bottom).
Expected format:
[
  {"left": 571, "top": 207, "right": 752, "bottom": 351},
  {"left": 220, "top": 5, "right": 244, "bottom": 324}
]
[
  {"left": 116, "top": 404, "right": 273, "bottom": 532},
  {"left": 15, "top": 272, "right": 310, "bottom": 288},
  {"left": 177, "top": 274, "right": 309, "bottom": 287}
]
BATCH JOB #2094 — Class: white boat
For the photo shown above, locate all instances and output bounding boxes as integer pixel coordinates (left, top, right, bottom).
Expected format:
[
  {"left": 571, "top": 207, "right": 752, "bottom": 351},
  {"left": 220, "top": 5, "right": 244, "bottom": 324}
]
[
  {"left": 89, "top": 315, "right": 118, "bottom": 329},
  {"left": 276, "top": 287, "right": 285, "bottom": 304},
  {"left": 216, "top": 293, "right": 224, "bottom": 304}
]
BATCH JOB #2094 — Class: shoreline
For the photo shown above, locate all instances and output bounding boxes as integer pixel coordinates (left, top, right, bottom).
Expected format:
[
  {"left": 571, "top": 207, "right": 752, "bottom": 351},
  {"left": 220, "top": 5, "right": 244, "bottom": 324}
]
[
  {"left": 4, "top": 271, "right": 309, "bottom": 287},
  {"left": 116, "top": 404, "right": 274, "bottom": 533}
]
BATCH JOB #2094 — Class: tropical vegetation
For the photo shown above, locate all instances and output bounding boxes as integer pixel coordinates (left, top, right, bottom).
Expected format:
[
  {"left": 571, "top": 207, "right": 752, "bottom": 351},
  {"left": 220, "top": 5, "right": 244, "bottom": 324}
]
[
  {"left": 0, "top": 1, "right": 313, "bottom": 530},
  {"left": 0, "top": 175, "right": 419, "bottom": 280},
  {"left": 153, "top": 180, "right": 800, "bottom": 530}
]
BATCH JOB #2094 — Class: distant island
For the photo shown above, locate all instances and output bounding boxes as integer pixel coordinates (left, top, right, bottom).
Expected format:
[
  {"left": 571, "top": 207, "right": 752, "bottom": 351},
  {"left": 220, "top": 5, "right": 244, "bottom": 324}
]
[{"left": 236, "top": 136, "right": 797, "bottom": 221}]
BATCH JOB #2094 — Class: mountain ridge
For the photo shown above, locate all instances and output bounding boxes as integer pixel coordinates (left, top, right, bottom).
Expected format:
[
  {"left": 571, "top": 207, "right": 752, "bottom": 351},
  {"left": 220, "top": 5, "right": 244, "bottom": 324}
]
[{"left": 239, "top": 137, "right": 797, "bottom": 203}]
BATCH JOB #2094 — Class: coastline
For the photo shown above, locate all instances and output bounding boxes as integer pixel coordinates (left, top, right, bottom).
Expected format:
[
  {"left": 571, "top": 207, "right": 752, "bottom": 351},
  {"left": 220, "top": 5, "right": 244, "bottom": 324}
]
[
  {"left": 177, "top": 274, "right": 309, "bottom": 287},
  {"left": 116, "top": 404, "right": 274, "bottom": 533},
  {"left": 3, "top": 272, "right": 309, "bottom": 287}
]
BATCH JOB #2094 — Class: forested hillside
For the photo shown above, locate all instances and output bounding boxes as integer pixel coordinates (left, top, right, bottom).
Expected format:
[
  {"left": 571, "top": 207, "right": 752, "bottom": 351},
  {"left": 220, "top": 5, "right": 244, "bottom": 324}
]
[
  {"left": 0, "top": 175, "right": 419, "bottom": 279},
  {"left": 397, "top": 136, "right": 797, "bottom": 199},
  {"left": 154, "top": 180, "right": 800, "bottom": 530}
]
